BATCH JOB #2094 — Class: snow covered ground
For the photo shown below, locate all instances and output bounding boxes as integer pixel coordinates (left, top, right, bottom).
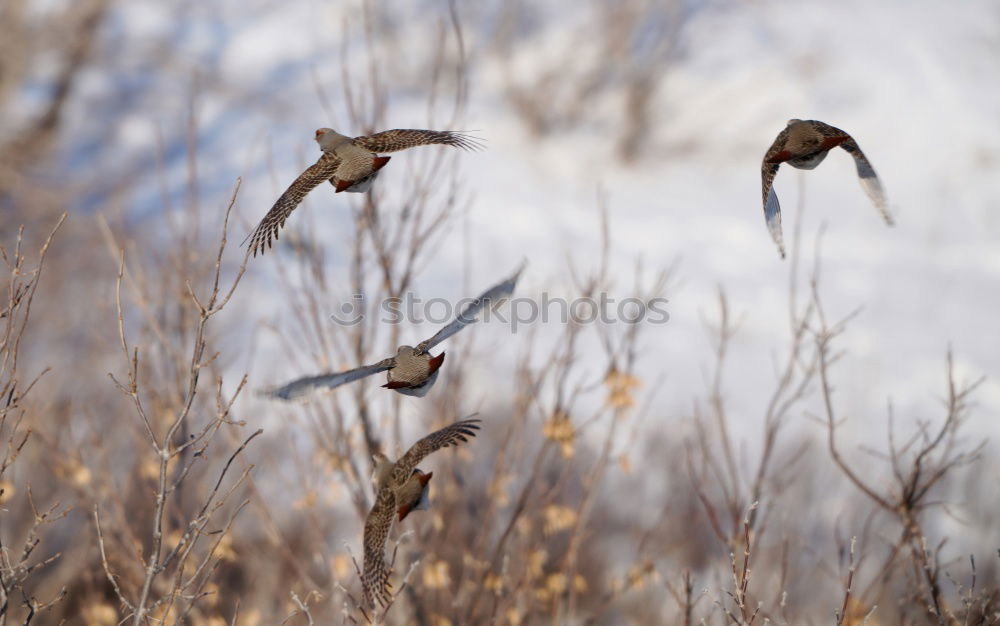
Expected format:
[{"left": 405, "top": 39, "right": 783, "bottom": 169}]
[
  {"left": 59, "top": 0, "right": 1000, "bottom": 442},
  {"left": 460, "top": 0, "right": 1000, "bottom": 427}
]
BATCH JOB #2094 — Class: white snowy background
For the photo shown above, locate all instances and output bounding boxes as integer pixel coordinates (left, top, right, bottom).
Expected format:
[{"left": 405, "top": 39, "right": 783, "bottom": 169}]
[{"left": 57, "top": 0, "right": 998, "bottom": 432}]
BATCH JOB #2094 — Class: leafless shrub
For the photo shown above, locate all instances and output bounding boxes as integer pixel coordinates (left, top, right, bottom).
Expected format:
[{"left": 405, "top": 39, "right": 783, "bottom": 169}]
[
  {"left": 815, "top": 280, "right": 987, "bottom": 625},
  {"left": 86, "top": 181, "right": 261, "bottom": 625},
  {"left": 491, "top": 0, "right": 688, "bottom": 161},
  {"left": 0, "top": 215, "right": 68, "bottom": 623}
]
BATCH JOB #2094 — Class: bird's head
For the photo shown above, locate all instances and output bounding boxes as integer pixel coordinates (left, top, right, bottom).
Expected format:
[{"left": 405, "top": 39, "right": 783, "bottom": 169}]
[
  {"left": 314, "top": 127, "right": 347, "bottom": 151},
  {"left": 786, "top": 118, "right": 803, "bottom": 127},
  {"left": 396, "top": 345, "right": 417, "bottom": 357}
]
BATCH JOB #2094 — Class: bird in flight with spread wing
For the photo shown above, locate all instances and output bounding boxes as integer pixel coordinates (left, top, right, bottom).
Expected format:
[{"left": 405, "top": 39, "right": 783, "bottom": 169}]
[
  {"left": 263, "top": 262, "right": 525, "bottom": 400},
  {"left": 362, "top": 417, "right": 481, "bottom": 607},
  {"left": 245, "top": 127, "right": 483, "bottom": 256},
  {"left": 761, "top": 119, "right": 893, "bottom": 258}
]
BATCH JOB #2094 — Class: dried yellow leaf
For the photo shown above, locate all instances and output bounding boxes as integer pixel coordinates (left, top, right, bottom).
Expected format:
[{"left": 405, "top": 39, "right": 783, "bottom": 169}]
[
  {"left": 423, "top": 559, "right": 451, "bottom": 589},
  {"left": 542, "top": 504, "right": 577, "bottom": 535}
]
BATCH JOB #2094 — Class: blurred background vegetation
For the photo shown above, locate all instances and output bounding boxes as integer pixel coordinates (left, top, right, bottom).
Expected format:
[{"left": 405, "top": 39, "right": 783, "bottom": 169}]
[{"left": 1, "top": 0, "right": 997, "bottom": 624}]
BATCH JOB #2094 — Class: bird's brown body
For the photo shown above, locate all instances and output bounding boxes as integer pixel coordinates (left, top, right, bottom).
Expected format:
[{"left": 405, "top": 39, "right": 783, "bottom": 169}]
[
  {"left": 394, "top": 471, "right": 433, "bottom": 521},
  {"left": 765, "top": 120, "right": 850, "bottom": 169},
  {"left": 760, "top": 119, "right": 892, "bottom": 258},
  {"left": 372, "top": 457, "right": 434, "bottom": 522},
  {"left": 316, "top": 128, "right": 392, "bottom": 192},
  {"left": 383, "top": 346, "right": 445, "bottom": 392}
]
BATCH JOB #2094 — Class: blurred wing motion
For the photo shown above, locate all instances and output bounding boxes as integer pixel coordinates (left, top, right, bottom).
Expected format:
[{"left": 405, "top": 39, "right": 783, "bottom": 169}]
[
  {"left": 416, "top": 262, "right": 526, "bottom": 353},
  {"left": 352, "top": 129, "right": 484, "bottom": 153},
  {"left": 361, "top": 417, "right": 481, "bottom": 607},
  {"left": 362, "top": 488, "right": 396, "bottom": 607},
  {"left": 245, "top": 152, "right": 341, "bottom": 256},
  {"left": 839, "top": 138, "right": 893, "bottom": 225},
  {"left": 263, "top": 358, "right": 395, "bottom": 401}
]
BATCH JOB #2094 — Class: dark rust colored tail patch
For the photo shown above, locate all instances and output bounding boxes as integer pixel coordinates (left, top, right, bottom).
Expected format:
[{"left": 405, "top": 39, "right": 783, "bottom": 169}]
[
  {"left": 382, "top": 380, "right": 412, "bottom": 389},
  {"left": 427, "top": 352, "right": 446, "bottom": 375}
]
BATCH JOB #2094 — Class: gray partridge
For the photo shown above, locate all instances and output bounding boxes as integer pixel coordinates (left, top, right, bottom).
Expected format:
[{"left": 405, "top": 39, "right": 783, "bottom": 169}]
[
  {"left": 761, "top": 119, "right": 892, "bottom": 258},
  {"left": 245, "top": 127, "right": 482, "bottom": 256},
  {"left": 362, "top": 417, "right": 481, "bottom": 607},
  {"left": 263, "top": 261, "right": 525, "bottom": 400}
]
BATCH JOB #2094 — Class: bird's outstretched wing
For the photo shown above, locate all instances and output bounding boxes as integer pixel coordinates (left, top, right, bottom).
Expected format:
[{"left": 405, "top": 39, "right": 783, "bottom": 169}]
[
  {"left": 762, "top": 165, "right": 784, "bottom": 259},
  {"left": 839, "top": 137, "right": 893, "bottom": 225},
  {"left": 262, "top": 358, "right": 395, "bottom": 401},
  {"left": 352, "top": 129, "right": 484, "bottom": 153},
  {"left": 761, "top": 128, "right": 790, "bottom": 258},
  {"left": 416, "top": 262, "right": 525, "bottom": 353},
  {"left": 391, "top": 418, "right": 481, "bottom": 486},
  {"left": 245, "top": 152, "right": 341, "bottom": 256},
  {"left": 362, "top": 487, "right": 397, "bottom": 607}
]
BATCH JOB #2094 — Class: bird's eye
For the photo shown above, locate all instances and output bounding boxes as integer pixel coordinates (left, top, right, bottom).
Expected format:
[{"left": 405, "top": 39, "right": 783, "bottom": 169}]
[{"left": 315, "top": 129, "right": 325, "bottom": 138}]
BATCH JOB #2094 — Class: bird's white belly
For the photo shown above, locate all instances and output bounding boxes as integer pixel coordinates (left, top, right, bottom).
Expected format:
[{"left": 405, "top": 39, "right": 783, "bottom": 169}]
[
  {"left": 391, "top": 369, "right": 440, "bottom": 398},
  {"left": 342, "top": 171, "right": 380, "bottom": 193},
  {"left": 788, "top": 151, "right": 829, "bottom": 170}
]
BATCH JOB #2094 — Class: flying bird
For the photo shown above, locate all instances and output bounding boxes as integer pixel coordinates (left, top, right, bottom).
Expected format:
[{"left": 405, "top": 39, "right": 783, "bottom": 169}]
[
  {"left": 263, "top": 262, "right": 525, "bottom": 400},
  {"left": 245, "top": 127, "right": 483, "bottom": 256},
  {"left": 362, "top": 417, "right": 481, "bottom": 607},
  {"left": 760, "top": 119, "right": 893, "bottom": 258}
]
